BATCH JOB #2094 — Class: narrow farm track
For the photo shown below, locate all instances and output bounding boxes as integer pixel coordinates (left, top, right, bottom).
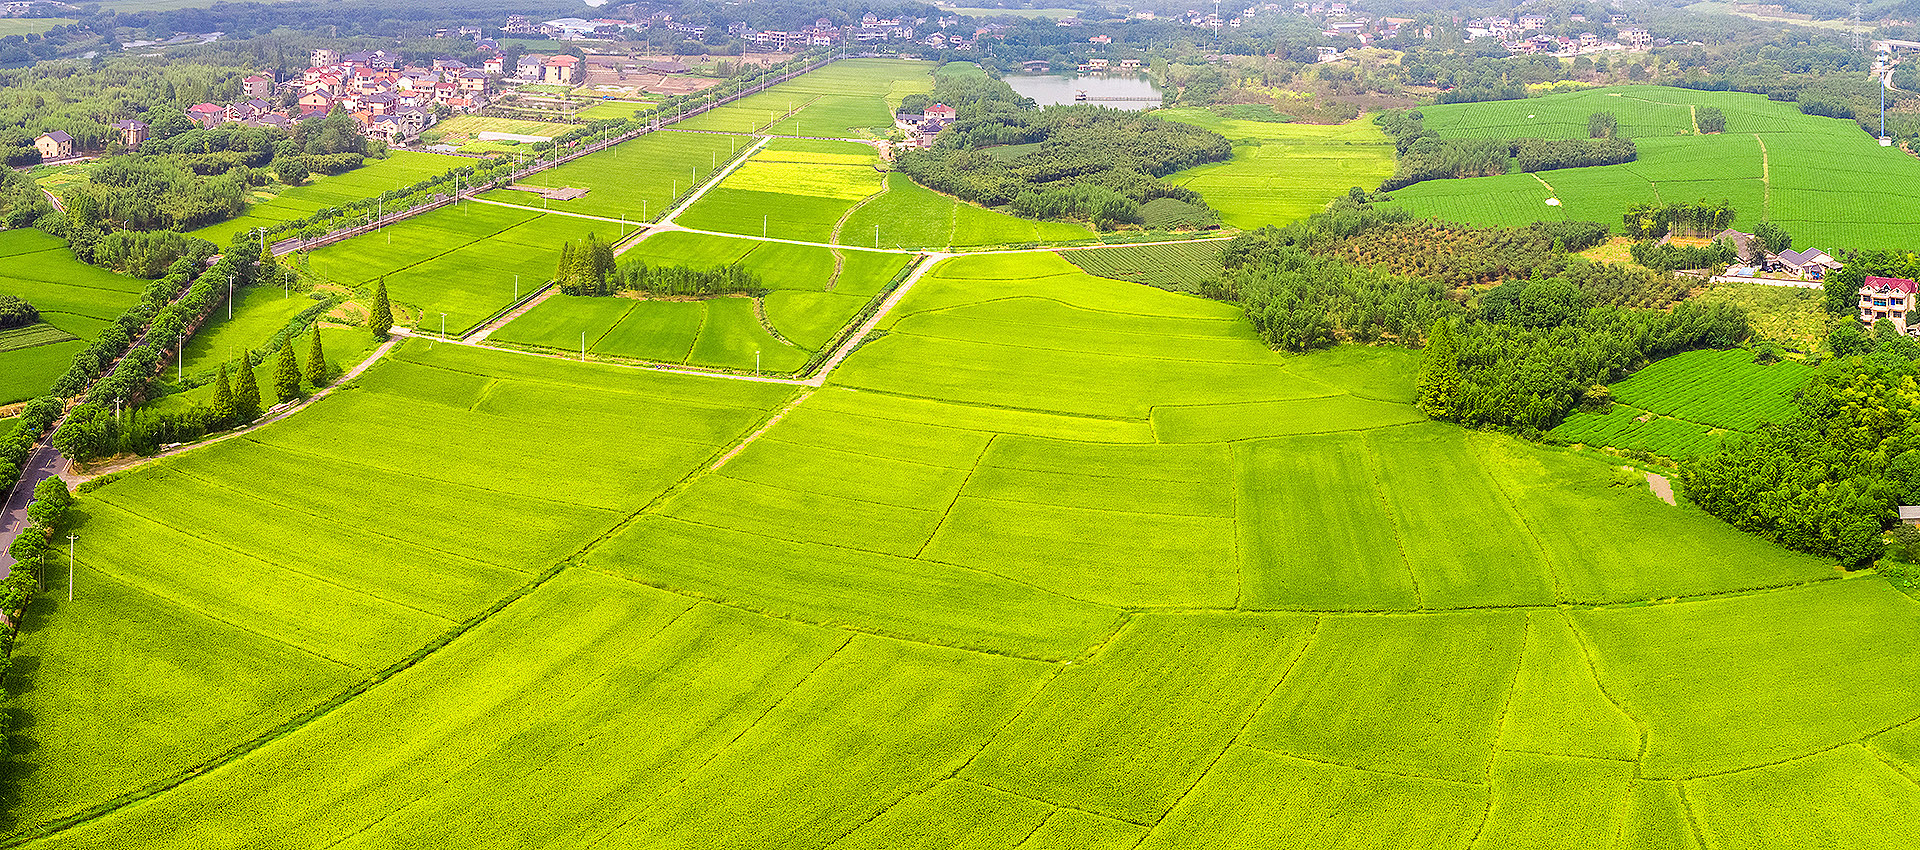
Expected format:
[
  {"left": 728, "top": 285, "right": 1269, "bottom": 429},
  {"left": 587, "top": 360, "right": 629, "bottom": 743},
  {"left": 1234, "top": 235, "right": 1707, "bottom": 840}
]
[
  {"left": 468, "top": 286, "right": 558, "bottom": 343},
  {"left": 1756, "top": 134, "right": 1772, "bottom": 217},
  {"left": 465, "top": 196, "right": 649, "bottom": 229}
]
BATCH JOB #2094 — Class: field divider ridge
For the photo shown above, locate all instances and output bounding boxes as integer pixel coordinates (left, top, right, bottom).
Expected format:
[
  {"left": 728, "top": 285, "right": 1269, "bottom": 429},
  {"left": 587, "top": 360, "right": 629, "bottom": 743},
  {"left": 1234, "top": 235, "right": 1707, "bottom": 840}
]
[
  {"left": 1142, "top": 615, "right": 1327, "bottom": 835},
  {"left": 1468, "top": 614, "right": 1535, "bottom": 847},
  {"left": 803, "top": 252, "right": 948, "bottom": 387},
  {"left": 1358, "top": 433, "right": 1425, "bottom": 609},
  {"left": 1861, "top": 737, "right": 1920, "bottom": 789},
  {"left": 467, "top": 283, "right": 559, "bottom": 343}
]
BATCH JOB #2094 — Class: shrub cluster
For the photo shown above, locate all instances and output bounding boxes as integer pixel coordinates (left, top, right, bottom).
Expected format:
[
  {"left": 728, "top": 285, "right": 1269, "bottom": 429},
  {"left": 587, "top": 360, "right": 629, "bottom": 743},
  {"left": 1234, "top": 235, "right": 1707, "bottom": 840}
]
[{"left": 0, "top": 294, "right": 37, "bottom": 329}]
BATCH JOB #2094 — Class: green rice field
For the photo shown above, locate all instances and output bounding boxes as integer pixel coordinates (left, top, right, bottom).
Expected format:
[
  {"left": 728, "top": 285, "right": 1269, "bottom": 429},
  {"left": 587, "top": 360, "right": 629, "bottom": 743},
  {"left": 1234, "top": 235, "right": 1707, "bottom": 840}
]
[
  {"left": 1548, "top": 347, "right": 1812, "bottom": 459},
  {"left": 841, "top": 173, "right": 1097, "bottom": 249},
  {"left": 191, "top": 151, "right": 469, "bottom": 245},
  {"left": 0, "top": 229, "right": 144, "bottom": 403},
  {"left": 491, "top": 231, "right": 910, "bottom": 372},
  {"left": 676, "top": 139, "right": 887, "bottom": 243},
  {"left": 1160, "top": 110, "right": 1398, "bottom": 230},
  {"left": 11, "top": 247, "right": 1910, "bottom": 847},
  {"left": 303, "top": 201, "right": 604, "bottom": 336},
  {"left": 4, "top": 245, "right": 1912, "bottom": 847},
  {"left": 1383, "top": 86, "right": 1920, "bottom": 251},
  {"left": 1059, "top": 240, "right": 1228, "bottom": 292},
  {"left": 479, "top": 130, "right": 750, "bottom": 222},
  {"left": 7, "top": 58, "right": 1917, "bottom": 848},
  {"left": 673, "top": 58, "right": 933, "bottom": 137}
]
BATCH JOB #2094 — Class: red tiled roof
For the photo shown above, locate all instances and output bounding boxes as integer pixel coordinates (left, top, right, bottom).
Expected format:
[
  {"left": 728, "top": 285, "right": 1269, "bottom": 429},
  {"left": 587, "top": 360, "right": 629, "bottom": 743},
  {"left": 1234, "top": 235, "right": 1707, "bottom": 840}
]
[{"left": 1864, "top": 276, "right": 1918, "bottom": 294}]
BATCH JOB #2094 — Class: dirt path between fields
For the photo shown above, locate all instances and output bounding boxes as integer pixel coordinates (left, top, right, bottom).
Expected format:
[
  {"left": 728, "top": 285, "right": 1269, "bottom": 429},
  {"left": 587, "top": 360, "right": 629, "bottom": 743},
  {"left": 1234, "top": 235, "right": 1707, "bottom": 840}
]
[
  {"left": 1755, "top": 134, "right": 1771, "bottom": 218},
  {"left": 1645, "top": 472, "right": 1676, "bottom": 505}
]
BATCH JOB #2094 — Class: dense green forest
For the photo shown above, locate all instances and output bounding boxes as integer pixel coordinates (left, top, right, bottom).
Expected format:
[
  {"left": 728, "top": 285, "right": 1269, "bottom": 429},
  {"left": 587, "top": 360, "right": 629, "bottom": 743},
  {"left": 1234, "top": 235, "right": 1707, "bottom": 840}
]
[{"left": 895, "top": 69, "right": 1230, "bottom": 229}]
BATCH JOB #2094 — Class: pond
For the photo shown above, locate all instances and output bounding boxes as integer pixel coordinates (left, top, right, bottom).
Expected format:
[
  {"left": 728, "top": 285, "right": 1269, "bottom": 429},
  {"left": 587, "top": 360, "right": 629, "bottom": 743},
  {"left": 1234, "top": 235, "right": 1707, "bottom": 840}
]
[{"left": 1005, "top": 74, "right": 1164, "bottom": 110}]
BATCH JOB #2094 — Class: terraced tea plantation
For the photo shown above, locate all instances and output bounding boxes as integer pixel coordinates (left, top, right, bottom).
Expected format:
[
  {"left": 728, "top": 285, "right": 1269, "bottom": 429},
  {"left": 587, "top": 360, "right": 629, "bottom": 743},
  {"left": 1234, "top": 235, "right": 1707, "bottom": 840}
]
[
  {"left": 1549, "top": 347, "right": 1811, "bottom": 459},
  {"left": 11, "top": 245, "right": 1915, "bottom": 849},
  {"left": 1382, "top": 86, "right": 1920, "bottom": 250}
]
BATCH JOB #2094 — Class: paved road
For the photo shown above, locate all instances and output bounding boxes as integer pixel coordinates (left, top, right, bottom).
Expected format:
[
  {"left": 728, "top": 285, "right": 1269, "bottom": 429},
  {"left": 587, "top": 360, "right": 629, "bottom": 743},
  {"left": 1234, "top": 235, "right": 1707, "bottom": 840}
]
[{"left": 0, "top": 443, "right": 69, "bottom": 579}]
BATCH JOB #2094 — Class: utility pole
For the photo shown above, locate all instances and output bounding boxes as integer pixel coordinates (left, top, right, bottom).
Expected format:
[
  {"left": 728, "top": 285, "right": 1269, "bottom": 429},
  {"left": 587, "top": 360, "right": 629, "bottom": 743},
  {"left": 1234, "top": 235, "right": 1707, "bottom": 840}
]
[
  {"left": 440, "top": 313, "right": 447, "bottom": 342},
  {"left": 228, "top": 276, "right": 234, "bottom": 320},
  {"left": 66, "top": 534, "right": 76, "bottom": 602}
]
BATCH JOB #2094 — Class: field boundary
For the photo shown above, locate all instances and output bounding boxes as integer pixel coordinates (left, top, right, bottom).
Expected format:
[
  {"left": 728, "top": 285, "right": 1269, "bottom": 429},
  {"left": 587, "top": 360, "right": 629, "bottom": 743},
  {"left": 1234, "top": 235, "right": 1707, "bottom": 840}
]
[{"left": 0, "top": 560, "right": 573, "bottom": 845}]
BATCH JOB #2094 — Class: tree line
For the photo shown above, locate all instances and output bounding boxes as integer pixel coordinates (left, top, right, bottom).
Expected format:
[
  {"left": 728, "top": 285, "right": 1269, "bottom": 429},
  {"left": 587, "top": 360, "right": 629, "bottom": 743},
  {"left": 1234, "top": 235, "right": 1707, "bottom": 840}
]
[
  {"left": 1376, "top": 111, "right": 1637, "bottom": 192},
  {"left": 895, "top": 70, "right": 1231, "bottom": 230}
]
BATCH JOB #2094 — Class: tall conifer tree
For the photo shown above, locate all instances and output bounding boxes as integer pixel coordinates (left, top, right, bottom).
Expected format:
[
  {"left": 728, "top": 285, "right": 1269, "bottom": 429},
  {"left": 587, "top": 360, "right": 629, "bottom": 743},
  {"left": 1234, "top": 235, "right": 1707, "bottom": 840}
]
[
  {"left": 211, "top": 362, "right": 235, "bottom": 424},
  {"left": 233, "top": 357, "right": 262, "bottom": 421},
  {"left": 306, "top": 328, "right": 328, "bottom": 387},
  {"left": 369, "top": 277, "right": 393, "bottom": 339},
  {"left": 274, "top": 343, "right": 302, "bottom": 403},
  {"left": 1416, "top": 318, "right": 1461, "bottom": 420}
]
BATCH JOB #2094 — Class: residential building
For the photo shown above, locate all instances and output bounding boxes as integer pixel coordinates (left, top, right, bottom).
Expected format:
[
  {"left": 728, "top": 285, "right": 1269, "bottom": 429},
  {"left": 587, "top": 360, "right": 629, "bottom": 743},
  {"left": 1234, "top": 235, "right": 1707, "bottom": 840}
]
[
  {"left": 1777, "top": 248, "right": 1842, "bottom": 279},
  {"left": 112, "top": 119, "right": 147, "bottom": 148},
  {"left": 1860, "top": 276, "right": 1919, "bottom": 334},
  {"left": 310, "top": 48, "right": 338, "bottom": 66},
  {"left": 34, "top": 131, "right": 73, "bottom": 159},
  {"left": 925, "top": 103, "right": 956, "bottom": 121},
  {"left": 1619, "top": 26, "right": 1651, "bottom": 47},
  {"left": 483, "top": 55, "right": 505, "bottom": 75},
  {"left": 543, "top": 55, "right": 582, "bottom": 85},
  {"left": 456, "top": 69, "right": 489, "bottom": 95},
  {"left": 187, "top": 102, "right": 226, "bottom": 128},
  {"left": 517, "top": 54, "right": 548, "bottom": 79},
  {"left": 242, "top": 74, "right": 274, "bottom": 99}
]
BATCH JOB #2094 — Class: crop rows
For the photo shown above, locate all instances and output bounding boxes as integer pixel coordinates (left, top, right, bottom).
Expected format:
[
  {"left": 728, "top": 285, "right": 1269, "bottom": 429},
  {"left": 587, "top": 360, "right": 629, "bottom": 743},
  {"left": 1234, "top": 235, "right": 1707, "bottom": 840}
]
[
  {"left": 1547, "top": 404, "right": 1723, "bottom": 459},
  {"left": 0, "top": 322, "right": 77, "bottom": 353},
  {"left": 1059, "top": 241, "right": 1227, "bottom": 292},
  {"left": 1608, "top": 348, "right": 1808, "bottom": 431}
]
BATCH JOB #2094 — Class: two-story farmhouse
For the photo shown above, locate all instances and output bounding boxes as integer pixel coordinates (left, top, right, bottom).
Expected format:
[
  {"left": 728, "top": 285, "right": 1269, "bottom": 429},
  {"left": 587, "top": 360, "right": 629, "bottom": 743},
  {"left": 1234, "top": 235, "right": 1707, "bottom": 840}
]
[{"left": 1861, "top": 277, "right": 1919, "bottom": 334}]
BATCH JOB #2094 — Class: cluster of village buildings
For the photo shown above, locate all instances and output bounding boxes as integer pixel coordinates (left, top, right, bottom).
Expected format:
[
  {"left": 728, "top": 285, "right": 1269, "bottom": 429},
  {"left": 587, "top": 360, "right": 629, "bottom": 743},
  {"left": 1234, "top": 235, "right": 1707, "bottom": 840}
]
[
  {"left": 520, "top": 12, "right": 977, "bottom": 52},
  {"left": 47, "top": 37, "right": 602, "bottom": 154}
]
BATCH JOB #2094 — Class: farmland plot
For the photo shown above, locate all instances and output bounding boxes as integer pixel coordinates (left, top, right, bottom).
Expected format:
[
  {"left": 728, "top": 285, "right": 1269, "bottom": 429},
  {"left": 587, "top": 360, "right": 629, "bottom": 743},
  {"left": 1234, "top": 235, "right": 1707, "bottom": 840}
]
[
  {"left": 841, "top": 173, "right": 1095, "bottom": 249},
  {"left": 491, "top": 231, "right": 910, "bottom": 372},
  {"left": 305, "top": 201, "right": 601, "bottom": 335},
  {"left": 482, "top": 130, "right": 754, "bottom": 223},
  {"left": 1159, "top": 110, "right": 1398, "bottom": 229},
  {"left": 1384, "top": 86, "right": 1920, "bottom": 250},
  {"left": 1548, "top": 347, "right": 1811, "bottom": 458},
  {"left": 0, "top": 229, "right": 145, "bottom": 402},
  {"left": 193, "top": 151, "right": 468, "bottom": 245},
  {"left": 11, "top": 248, "right": 1915, "bottom": 847}
]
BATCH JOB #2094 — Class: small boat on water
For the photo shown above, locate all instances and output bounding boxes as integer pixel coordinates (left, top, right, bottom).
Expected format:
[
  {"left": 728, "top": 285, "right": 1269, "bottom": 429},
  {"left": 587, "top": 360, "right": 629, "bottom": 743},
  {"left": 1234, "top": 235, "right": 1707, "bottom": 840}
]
[{"left": 1074, "top": 90, "right": 1088, "bottom": 102}]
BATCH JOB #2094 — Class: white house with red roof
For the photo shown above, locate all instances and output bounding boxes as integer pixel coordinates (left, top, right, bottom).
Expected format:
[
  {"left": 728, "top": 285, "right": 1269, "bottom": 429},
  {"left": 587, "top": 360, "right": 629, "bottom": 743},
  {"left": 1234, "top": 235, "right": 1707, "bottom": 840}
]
[
  {"left": 925, "top": 103, "right": 957, "bottom": 120},
  {"left": 1861, "top": 277, "right": 1920, "bottom": 335}
]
